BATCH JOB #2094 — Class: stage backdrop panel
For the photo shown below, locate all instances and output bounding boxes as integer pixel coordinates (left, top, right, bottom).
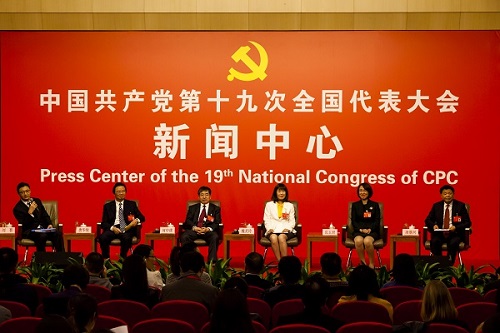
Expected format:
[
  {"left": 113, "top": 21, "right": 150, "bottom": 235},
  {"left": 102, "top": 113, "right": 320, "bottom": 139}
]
[{"left": 1, "top": 31, "right": 499, "bottom": 261}]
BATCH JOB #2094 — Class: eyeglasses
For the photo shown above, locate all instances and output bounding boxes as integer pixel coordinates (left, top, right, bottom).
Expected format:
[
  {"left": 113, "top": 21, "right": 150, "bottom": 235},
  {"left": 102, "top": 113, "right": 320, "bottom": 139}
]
[{"left": 18, "top": 190, "right": 31, "bottom": 194}]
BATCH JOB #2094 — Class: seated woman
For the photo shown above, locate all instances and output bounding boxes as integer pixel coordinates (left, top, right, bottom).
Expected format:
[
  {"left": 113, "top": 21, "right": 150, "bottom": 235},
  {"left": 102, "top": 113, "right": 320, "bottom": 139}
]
[
  {"left": 133, "top": 244, "right": 164, "bottom": 290},
  {"left": 421, "top": 280, "right": 468, "bottom": 330},
  {"left": 339, "top": 265, "right": 393, "bottom": 322},
  {"left": 263, "top": 183, "right": 296, "bottom": 260},
  {"left": 351, "top": 182, "right": 380, "bottom": 268},
  {"left": 110, "top": 254, "right": 160, "bottom": 308}
]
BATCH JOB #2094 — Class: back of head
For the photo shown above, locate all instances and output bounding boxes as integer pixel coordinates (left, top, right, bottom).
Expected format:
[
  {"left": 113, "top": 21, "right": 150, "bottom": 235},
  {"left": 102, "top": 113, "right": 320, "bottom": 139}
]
[
  {"left": 84, "top": 252, "right": 104, "bottom": 274},
  {"left": 169, "top": 246, "right": 182, "bottom": 276},
  {"left": 482, "top": 313, "right": 500, "bottom": 333},
  {"left": 0, "top": 247, "right": 18, "bottom": 274},
  {"left": 62, "top": 264, "right": 90, "bottom": 290},
  {"left": 223, "top": 276, "right": 249, "bottom": 297},
  {"left": 320, "top": 252, "right": 342, "bottom": 277},
  {"left": 133, "top": 244, "right": 153, "bottom": 259},
  {"left": 348, "top": 265, "right": 380, "bottom": 300},
  {"left": 392, "top": 253, "right": 418, "bottom": 286},
  {"left": 278, "top": 256, "right": 302, "bottom": 284},
  {"left": 68, "top": 293, "right": 97, "bottom": 333},
  {"left": 244, "top": 252, "right": 265, "bottom": 274},
  {"left": 179, "top": 251, "right": 205, "bottom": 274},
  {"left": 303, "top": 275, "right": 329, "bottom": 309},
  {"left": 210, "top": 288, "right": 253, "bottom": 333},
  {"left": 122, "top": 254, "right": 148, "bottom": 291},
  {"left": 421, "top": 280, "right": 457, "bottom": 322}
]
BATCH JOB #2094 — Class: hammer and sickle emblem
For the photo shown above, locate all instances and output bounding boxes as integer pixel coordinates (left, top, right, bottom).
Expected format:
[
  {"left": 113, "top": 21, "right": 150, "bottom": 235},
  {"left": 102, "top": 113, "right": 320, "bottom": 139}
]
[{"left": 227, "top": 41, "right": 268, "bottom": 82}]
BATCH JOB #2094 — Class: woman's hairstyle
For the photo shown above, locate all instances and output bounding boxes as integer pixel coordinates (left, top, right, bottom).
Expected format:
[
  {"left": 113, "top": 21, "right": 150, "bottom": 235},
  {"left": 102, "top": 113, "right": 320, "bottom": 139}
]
[
  {"left": 68, "top": 293, "right": 98, "bottom": 333},
  {"left": 421, "top": 280, "right": 457, "bottom": 322},
  {"left": 122, "top": 254, "right": 149, "bottom": 294},
  {"left": 168, "top": 246, "right": 182, "bottom": 276},
  {"left": 391, "top": 253, "right": 419, "bottom": 286},
  {"left": 209, "top": 288, "right": 254, "bottom": 333},
  {"left": 348, "top": 265, "right": 380, "bottom": 300},
  {"left": 271, "top": 183, "right": 289, "bottom": 202},
  {"left": 133, "top": 244, "right": 153, "bottom": 259},
  {"left": 357, "top": 182, "right": 373, "bottom": 199}
]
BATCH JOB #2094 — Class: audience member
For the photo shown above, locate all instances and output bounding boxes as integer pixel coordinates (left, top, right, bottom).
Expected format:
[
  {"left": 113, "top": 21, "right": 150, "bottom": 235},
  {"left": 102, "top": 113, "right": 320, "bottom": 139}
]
[
  {"left": 110, "top": 254, "right": 159, "bottom": 308},
  {"left": 36, "top": 314, "right": 76, "bottom": 333},
  {"left": 278, "top": 275, "right": 344, "bottom": 333},
  {"left": 244, "top": 252, "right": 273, "bottom": 290},
  {"left": 165, "top": 245, "right": 212, "bottom": 285},
  {"left": 263, "top": 256, "right": 305, "bottom": 308},
  {"left": 339, "top": 265, "right": 393, "bottom": 322},
  {"left": 351, "top": 183, "right": 381, "bottom": 268},
  {"left": 44, "top": 263, "right": 90, "bottom": 317},
  {"left": 84, "top": 252, "right": 113, "bottom": 290},
  {"left": 263, "top": 183, "right": 297, "bottom": 260},
  {"left": 424, "top": 184, "right": 471, "bottom": 265},
  {"left": 477, "top": 313, "right": 500, "bottom": 333},
  {"left": 483, "top": 267, "right": 500, "bottom": 294},
  {"left": 180, "top": 186, "right": 221, "bottom": 263},
  {"left": 320, "top": 252, "right": 349, "bottom": 308},
  {"left": 421, "top": 280, "right": 468, "bottom": 330},
  {"left": 68, "top": 293, "right": 98, "bottom": 333},
  {"left": 382, "top": 253, "right": 424, "bottom": 289},
  {"left": 0, "top": 247, "right": 38, "bottom": 314},
  {"left": 133, "top": 244, "right": 164, "bottom": 290},
  {"left": 12, "top": 182, "right": 64, "bottom": 252},
  {"left": 98, "top": 182, "right": 145, "bottom": 259},
  {"left": 209, "top": 288, "right": 255, "bottom": 333},
  {"left": 161, "top": 251, "right": 218, "bottom": 313}
]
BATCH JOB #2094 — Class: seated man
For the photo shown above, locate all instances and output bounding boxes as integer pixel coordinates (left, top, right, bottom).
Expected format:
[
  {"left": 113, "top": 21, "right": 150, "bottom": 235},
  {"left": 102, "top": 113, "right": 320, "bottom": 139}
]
[
  {"left": 244, "top": 252, "right": 273, "bottom": 290},
  {"left": 425, "top": 184, "right": 471, "bottom": 265},
  {"left": 13, "top": 182, "right": 64, "bottom": 253},
  {"left": 85, "top": 252, "right": 113, "bottom": 289},
  {"left": 320, "top": 252, "right": 348, "bottom": 288},
  {"left": 98, "top": 182, "right": 145, "bottom": 259},
  {"left": 180, "top": 186, "right": 221, "bottom": 263},
  {"left": 263, "top": 256, "right": 305, "bottom": 308}
]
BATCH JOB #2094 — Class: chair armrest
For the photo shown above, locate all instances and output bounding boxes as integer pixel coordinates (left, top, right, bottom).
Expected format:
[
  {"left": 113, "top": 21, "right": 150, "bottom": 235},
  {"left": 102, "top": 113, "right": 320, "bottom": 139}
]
[
  {"left": 96, "top": 222, "right": 103, "bottom": 236},
  {"left": 257, "top": 223, "right": 264, "bottom": 242},
  {"left": 423, "top": 226, "right": 429, "bottom": 243},
  {"left": 16, "top": 223, "right": 24, "bottom": 240},
  {"left": 382, "top": 225, "right": 388, "bottom": 244},
  {"left": 464, "top": 227, "right": 471, "bottom": 247},
  {"left": 295, "top": 224, "right": 302, "bottom": 244},
  {"left": 341, "top": 225, "right": 348, "bottom": 243}
]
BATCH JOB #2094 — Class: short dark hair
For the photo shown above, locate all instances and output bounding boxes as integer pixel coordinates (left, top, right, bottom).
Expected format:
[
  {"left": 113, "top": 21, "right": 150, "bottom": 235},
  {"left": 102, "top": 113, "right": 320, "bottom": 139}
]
[
  {"left": 16, "top": 182, "right": 30, "bottom": 193},
  {"left": 112, "top": 182, "right": 126, "bottom": 194},
  {"left": 133, "top": 244, "right": 153, "bottom": 259},
  {"left": 62, "top": 264, "right": 89, "bottom": 290},
  {"left": 392, "top": 253, "right": 418, "bottom": 286},
  {"left": 348, "top": 265, "right": 380, "bottom": 300},
  {"left": 278, "top": 256, "right": 302, "bottom": 284},
  {"left": 245, "top": 252, "right": 265, "bottom": 274},
  {"left": 271, "top": 183, "right": 289, "bottom": 202},
  {"left": 179, "top": 251, "right": 205, "bottom": 273},
  {"left": 68, "top": 294, "right": 97, "bottom": 333},
  {"left": 320, "top": 252, "right": 342, "bottom": 277},
  {"left": 0, "top": 247, "right": 18, "bottom": 274},
  {"left": 84, "top": 252, "right": 105, "bottom": 274},
  {"left": 357, "top": 182, "right": 373, "bottom": 199},
  {"left": 198, "top": 186, "right": 211, "bottom": 196},
  {"left": 440, "top": 184, "right": 455, "bottom": 194},
  {"left": 223, "top": 276, "right": 249, "bottom": 297},
  {"left": 303, "top": 275, "right": 329, "bottom": 309}
]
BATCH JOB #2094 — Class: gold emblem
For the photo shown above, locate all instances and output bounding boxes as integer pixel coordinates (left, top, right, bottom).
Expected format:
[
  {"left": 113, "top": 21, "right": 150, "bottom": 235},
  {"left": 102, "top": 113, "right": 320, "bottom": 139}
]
[{"left": 227, "top": 41, "right": 268, "bottom": 82}]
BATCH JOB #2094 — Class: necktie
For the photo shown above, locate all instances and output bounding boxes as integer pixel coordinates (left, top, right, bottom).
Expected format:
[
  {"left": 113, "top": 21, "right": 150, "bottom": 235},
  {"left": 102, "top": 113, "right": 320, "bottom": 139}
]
[
  {"left": 197, "top": 205, "right": 206, "bottom": 227},
  {"left": 443, "top": 204, "right": 450, "bottom": 229},
  {"left": 119, "top": 202, "right": 126, "bottom": 232}
]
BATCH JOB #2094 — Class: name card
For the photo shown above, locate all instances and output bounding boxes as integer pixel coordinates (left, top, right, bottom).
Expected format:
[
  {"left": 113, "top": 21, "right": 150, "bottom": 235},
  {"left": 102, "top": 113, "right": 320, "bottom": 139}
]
[
  {"left": 238, "top": 227, "right": 254, "bottom": 235},
  {"left": 76, "top": 226, "right": 92, "bottom": 233},
  {"left": 322, "top": 228, "right": 338, "bottom": 236},
  {"left": 0, "top": 226, "right": 15, "bottom": 234},
  {"left": 402, "top": 228, "right": 419, "bottom": 236},
  {"left": 160, "top": 226, "right": 175, "bottom": 234}
]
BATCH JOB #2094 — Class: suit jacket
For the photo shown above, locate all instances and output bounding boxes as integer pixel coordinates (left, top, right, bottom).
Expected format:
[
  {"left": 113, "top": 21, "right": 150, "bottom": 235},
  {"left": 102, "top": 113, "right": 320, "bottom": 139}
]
[
  {"left": 184, "top": 202, "right": 221, "bottom": 231},
  {"left": 351, "top": 200, "right": 381, "bottom": 238},
  {"left": 13, "top": 197, "right": 52, "bottom": 235},
  {"left": 160, "top": 275, "right": 219, "bottom": 313},
  {"left": 263, "top": 201, "right": 296, "bottom": 233},
  {"left": 101, "top": 199, "right": 145, "bottom": 235},
  {"left": 424, "top": 199, "right": 471, "bottom": 240}
]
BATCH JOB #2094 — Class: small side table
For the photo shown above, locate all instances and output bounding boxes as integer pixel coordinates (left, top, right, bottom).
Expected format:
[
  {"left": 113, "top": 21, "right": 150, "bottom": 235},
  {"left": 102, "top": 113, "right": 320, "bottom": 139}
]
[
  {"left": 224, "top": 233, "right": 255, "bottom": 260},
  {"left": 390, "top": 234, "right": 420, "bottom": 268},
  {"left": 64, "top": 233, "right": 96, "bottom": 252},
  {"left": 144, "top": 232, "right": 176, "bottom": 250},
  {"left": 306, "top": 233, "right": 339, "bottom": 270},
  {"left": 0, "top": 233, "right": 16, "bottom": 248}
]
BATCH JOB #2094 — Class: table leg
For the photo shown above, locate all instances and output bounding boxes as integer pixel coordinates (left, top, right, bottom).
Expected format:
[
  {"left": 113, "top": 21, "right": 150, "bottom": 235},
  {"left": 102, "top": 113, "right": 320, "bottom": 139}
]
[
  {"left": 306, "top": 239, "right": 312, "bottom": 271},
  {"left": 66, "top": 239, "right": 71, "bottom": 252},
  {"left": 390, "top": 240, "right": 396, "bottom": 269},
  {"left": 416, "top": 238, "right": 420, "bottom": 255}
]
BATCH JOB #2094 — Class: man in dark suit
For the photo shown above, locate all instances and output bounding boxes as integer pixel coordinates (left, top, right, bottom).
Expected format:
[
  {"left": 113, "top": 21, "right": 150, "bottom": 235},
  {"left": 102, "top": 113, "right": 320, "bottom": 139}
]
[
  {"left": 425, "top": 184, "right": 471, "bottom": 265},
  {"left": 180, "top": 186, "right": 221, "bottom": 262},
  {"left": 13, "top": 182, "right": 64, "bottom": 252},
  {"left": 244, "top": 252, "right": 273, "bottom": 290},
  {"left": 98, "top": 182, "right": 145, "bottom": 259}
]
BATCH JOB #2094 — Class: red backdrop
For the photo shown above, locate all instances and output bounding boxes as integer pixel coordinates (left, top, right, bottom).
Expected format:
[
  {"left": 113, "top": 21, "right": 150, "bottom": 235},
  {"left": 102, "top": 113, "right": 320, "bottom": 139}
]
[{"left": 1, "top": 31, "right": 499, "bottom": 263}]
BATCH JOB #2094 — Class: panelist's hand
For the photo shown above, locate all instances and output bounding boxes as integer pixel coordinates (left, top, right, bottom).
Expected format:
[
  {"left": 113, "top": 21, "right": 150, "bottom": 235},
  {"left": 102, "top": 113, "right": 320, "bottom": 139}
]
[
  {"left": 266, "top": 229, "right": 274, "bottom": 236},
  {"left": 112, "top": 226, "right": 121, "bottom": 234},
  {"left": 128, "top": 219, "right": 138, "bottom": 228},
  {"left": 28, "top": 201, "right": 37, "bottom": 215},
  {"left": 449, "top": 225, "right": 456, "bottom": 232},
  {"left": 283, "top": 229, "right": 290, "bottom": 233},
  {"left": 433, "top": 225, "right": 439, "bottom": 230},
  {"left": 193, "top": 226, "right": 204, "bottom": 234}
]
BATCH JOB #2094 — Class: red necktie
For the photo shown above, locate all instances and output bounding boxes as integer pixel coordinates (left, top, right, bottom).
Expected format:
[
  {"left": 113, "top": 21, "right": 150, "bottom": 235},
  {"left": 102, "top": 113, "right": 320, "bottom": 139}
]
[
  {"left": 197, "top": 205, "right": 206, "bottom": 227},
  {"left": 443, "top": 204, "right": 450, "bottom": 229}
]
